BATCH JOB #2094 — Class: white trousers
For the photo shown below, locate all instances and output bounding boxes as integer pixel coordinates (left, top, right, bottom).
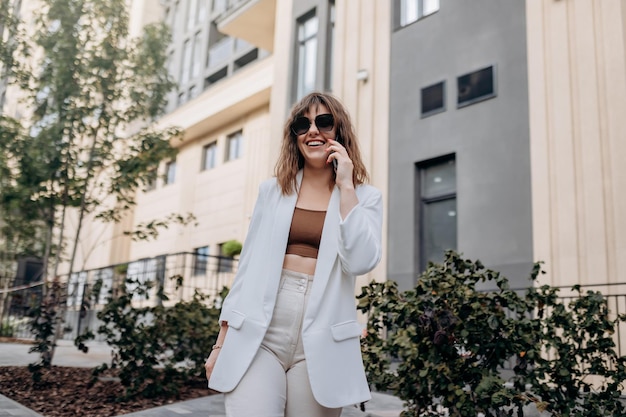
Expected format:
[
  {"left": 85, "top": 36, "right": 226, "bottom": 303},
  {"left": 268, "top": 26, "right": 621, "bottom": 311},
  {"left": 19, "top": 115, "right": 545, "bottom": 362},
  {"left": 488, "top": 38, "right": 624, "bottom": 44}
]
[{"left": 224, "top": 269, "right": 342, "bottom": 417}]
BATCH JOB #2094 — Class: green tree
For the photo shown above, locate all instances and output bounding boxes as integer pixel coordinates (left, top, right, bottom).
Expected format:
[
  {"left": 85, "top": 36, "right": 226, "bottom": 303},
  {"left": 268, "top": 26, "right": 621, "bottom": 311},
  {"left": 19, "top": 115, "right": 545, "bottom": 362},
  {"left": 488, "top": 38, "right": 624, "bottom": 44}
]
[
  {"left": 0, "top": 0, "right": 187, "bottom": 378},
  {"left": 0, "top": 0, "right": 46, "bottom": 334}
]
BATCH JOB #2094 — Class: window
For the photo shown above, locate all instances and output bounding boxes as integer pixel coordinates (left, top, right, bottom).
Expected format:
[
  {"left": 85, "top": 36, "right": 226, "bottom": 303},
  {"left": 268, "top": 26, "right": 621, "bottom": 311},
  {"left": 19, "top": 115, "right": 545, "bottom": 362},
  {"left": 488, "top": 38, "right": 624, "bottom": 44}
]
[
  {"left": 13, "top": 0, "right": 22, "bottom": 19},
  {"left": 202, "top": 142, "right": 217, "bottom": 170},
  {"left": 66, "top": 272, "right": 87, "bottom": 307},
  {"left": 457, "top": 65, "right": 496, "bottom": 107},
  {"left": 180, "top": 38, "right": 192, "bottom": 85},
  {"left": 172, "top": 1, "right": 181, "bottom": 35},
  {"left": 218, "top": 243, "right": 233, "bottom": 272},
  {"left": 421, "top": 81, "right": 445, "bottom": 116},
  {"left": 197, "top": 0, "right": 207, "bottom": 24},
  {"left": 234, "top": 49, "right": 259, "bottom": 71},
  {"left": 212, "top": 0, "right": 227, "bottom": 14},
  {"left": 205, "top": 67, "right": 228, "bottom": 87},
  {"left": 399, "top": 0, "right": 439, "bottom": 26},
  {"left": 191, "top": 32, "right": 202, "bottom": 79},
  {"left": 326, "top": 2, "right": 335, "bottom": 90},
  {"left": 417, "top": 156, "right": 457, "bottom": 271},
  {"left": 93, "top": 268, "right": 113, "bottom": 305},
  {"left": 164, "top": 160, "right": 177, "bottom": 185},
  {"left": 144, "top": 166, "right": 158, "bottom": 191},
  {"left": 296, "top": 12, "right": 318, "bottom": 100},
  {"left": 293, "top": 2, "right": 334, "bottom": 101},
  {"left": 164, "top": 0, "right": 261, "bottom": 112},
  {"left": 186, "top": 0, "right": 198, "bottom": 30},
  {"left": 207, "top": 33, "right": 231, "bottom": 69},
  {"left": 166, "top": 50, "right": 174, "bottom": 77},
  {"left": 193, "top": 246, "right": 209, "bottom": 275},
  {"left": 226, "top": 131, "right": 244, "bottom": 161}
]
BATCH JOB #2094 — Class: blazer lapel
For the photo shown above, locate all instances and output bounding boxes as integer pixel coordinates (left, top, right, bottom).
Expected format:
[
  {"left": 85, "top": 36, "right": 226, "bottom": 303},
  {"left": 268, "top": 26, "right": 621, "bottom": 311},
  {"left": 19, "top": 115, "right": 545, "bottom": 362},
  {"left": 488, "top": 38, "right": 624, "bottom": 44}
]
[
  {"left": 305, "top": 185, "right": 340, "bottom": 322},
  {"left": 262, "top": 176, "right": 298, "bottom": 320}
]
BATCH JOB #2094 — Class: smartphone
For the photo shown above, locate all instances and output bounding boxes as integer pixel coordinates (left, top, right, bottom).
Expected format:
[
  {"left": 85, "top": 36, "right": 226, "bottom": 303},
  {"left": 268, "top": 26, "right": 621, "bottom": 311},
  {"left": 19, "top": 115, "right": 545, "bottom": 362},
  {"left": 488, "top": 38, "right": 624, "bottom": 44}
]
[{"left": 332, "top": 134, "right": 343, "bottom": 172}]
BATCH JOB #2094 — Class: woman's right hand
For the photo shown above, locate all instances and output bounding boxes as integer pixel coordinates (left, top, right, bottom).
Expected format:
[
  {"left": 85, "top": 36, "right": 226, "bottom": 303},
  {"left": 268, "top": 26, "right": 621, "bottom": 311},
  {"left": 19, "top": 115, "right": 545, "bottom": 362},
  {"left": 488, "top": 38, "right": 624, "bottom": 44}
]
[
  {"left": 206, "top": 322, "right": 228, "bottom": 384},
  {"left": 205, "top": 348, "right": 220, "bottom": 383}
]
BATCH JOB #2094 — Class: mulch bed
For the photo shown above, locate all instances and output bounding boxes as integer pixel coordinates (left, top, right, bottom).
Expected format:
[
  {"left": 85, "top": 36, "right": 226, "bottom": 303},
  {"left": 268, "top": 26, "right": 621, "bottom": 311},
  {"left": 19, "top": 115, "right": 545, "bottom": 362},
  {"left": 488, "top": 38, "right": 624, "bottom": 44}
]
[{"left": 0, "top": 365, "right": 213, "bottom": 417}]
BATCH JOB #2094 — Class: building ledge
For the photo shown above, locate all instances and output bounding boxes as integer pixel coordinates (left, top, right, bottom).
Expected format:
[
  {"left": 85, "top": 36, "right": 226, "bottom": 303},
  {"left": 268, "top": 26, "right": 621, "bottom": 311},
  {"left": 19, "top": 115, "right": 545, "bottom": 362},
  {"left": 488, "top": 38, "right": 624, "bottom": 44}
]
[
  {"left": 216, "top": 0, "right": 276, "bottom": 52},
  {"left": 157, "top": 56, "right": 273, "bottom": 143}
]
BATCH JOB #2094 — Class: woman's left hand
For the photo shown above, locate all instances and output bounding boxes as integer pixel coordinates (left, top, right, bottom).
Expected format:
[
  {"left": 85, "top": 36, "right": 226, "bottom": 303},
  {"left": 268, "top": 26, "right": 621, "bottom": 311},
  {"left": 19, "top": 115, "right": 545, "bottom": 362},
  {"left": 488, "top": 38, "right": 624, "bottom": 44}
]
[{"left": 327, "top": 139, "right": 354, "bottom": 190}]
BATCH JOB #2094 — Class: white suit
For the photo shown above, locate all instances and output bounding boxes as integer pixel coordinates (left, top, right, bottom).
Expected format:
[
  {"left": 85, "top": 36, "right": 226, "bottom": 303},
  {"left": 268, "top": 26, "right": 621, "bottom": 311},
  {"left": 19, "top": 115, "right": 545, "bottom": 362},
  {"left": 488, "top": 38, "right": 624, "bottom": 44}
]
[{"left": 208, "top": 172, "right": 383, "bottom": 408}]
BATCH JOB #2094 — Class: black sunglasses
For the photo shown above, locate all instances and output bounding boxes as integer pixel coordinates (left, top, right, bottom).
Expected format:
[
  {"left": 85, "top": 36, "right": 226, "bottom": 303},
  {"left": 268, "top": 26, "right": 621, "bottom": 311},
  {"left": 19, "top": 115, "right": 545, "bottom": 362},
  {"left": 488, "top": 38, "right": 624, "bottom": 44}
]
[{"left": 290, "top": 114, "right": 334, "bottom": 136}]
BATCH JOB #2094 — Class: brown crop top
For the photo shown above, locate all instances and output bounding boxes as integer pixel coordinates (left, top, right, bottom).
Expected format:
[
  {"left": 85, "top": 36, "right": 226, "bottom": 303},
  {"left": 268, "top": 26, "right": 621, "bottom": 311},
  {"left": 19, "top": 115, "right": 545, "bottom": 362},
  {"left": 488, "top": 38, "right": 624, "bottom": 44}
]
[{"left": 285, "top": 207, "right": 327, "bottom": 259}]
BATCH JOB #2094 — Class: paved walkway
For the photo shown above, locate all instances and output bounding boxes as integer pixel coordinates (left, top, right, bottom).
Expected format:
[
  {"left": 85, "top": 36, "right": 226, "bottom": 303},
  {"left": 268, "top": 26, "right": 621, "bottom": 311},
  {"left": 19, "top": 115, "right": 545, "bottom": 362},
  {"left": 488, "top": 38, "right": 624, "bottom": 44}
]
[{"left": 0, "top": 340, "right": 404, "bottom": 417}]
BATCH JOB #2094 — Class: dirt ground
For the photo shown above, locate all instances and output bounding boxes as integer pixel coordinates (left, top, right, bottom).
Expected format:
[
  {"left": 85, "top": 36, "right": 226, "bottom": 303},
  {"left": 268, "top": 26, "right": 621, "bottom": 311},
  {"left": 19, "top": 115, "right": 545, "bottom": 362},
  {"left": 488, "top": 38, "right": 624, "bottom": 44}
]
[{"left": 0, "top": 365, "right": 211, "bottom": 417}]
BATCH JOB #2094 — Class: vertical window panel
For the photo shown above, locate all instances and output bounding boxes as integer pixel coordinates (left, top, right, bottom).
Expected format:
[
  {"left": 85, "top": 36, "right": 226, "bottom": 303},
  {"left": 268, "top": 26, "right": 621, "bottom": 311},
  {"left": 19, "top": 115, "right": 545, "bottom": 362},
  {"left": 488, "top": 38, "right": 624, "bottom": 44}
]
[
  {"left": 226, "top": 131, "right": 244, "bottom": 161},
  {"left": 180, "top": 39, "right": 192, "bottom": 85},
  {"left": 202, "top": 142, "right": 217, "bottom": 170},
  {"left": 144, "top": 166, "right": 157, "bottom": 191},
  {"left": 418, "top": 157, "right": 457, "bottom": 271},
  {"left": 423, "top": 0, "right": 440, "bottom": 16},
  {"left": 326, "top": 2, "right": 335, "bottom": 91},
  {"left": 400, "top": 0, "right": 439, "bottom": 27},
  {"left": 212, "top": 0, "right": 227, "bottom": 14},
  {"left": 187, "top": 0, "right": 198, "bottom": 30},
  {"left": 401, "top": 0, "right": 419, "bottom": 26},
  {"left": 191, "top": 31, "right": 202, "bottom": 79},
  {"left": 193, "top": 246, "right": 209, "bottom": 275},
  {"left": 218, "top": 243, "right": 233, "bottom": 272},
  {"left": 197, "top": 0, "right": 207, "bottom": 24},
  {"left": 172, "top": 1, "right": 181, "bottom": 40},
  {"left": 165, "top": 160, "right": 177, "bottom": 185},
  {"left": 422, "top": 198, "right": 457, "bottom": 267},
  {"left": 297, "top": 13, "right": 318, "bottom": 100}
]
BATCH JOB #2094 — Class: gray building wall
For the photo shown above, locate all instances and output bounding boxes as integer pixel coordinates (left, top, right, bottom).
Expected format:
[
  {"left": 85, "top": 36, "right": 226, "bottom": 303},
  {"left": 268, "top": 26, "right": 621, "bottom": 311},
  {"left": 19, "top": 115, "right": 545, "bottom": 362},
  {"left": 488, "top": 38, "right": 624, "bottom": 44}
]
[{"left": 388, "top": 0, "right": 533, "bottom": 290}]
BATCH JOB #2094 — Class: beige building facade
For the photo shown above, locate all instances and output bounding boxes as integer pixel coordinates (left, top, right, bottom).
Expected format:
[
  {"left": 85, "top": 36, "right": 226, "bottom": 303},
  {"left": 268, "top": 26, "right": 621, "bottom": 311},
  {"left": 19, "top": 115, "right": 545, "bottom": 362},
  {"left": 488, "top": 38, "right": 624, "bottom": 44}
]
[
  {"left": 2, "top": 0, "right": 625, "bottom": 308},
  {"left": 0, "top": 0, "right": 390, "bottom": 319},
  {"left": 526, "top": 0, "right": 626, "bottom": 288},
  {"left": 109, "top": 0, "right": 390, "bottom": 289}
]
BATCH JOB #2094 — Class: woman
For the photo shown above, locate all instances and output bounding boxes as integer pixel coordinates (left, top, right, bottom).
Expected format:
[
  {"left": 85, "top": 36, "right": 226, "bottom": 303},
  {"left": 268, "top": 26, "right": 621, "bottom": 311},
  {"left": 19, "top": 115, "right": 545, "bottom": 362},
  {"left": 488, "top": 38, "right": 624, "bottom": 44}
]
[{"left": 205, "top": 92, "right": 383, "bottom": 417}]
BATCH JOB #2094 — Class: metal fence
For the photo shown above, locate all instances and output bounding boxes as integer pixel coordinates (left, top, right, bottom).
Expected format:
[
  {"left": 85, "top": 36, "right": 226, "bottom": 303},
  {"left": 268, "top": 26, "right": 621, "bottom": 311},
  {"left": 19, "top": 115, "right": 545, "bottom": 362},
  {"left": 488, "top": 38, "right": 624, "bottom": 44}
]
[
  {"left": 548, "top": 282, "right": 626, "bottom": 361},
  {"left": 2, "top": 263, "right": 626, "bottom": 358},
  {"left": 2, "top": 252, "right": 238, "bottom": 340}
]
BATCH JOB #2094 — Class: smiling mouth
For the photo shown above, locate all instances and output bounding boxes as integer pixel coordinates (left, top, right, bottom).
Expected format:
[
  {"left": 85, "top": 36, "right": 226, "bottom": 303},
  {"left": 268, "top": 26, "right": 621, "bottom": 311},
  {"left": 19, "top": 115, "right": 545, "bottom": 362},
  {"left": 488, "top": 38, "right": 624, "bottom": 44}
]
[{"left": 306, "top": 140, "right": 325, "bottom": 147}]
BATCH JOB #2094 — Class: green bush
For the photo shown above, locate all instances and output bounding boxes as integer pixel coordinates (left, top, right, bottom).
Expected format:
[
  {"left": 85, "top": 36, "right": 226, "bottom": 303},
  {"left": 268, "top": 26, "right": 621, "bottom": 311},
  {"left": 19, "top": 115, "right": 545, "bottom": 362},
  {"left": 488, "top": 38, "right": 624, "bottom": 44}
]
[
  {"left": 28, "top": 281, "right": 63, "bottom": 382},
  {"left": 92, "top": 275, "right": 225, "bottom": 399},
  {"left": 358, "top": 251, "right": 626, "bottom": 417},
  {"left": 221, "top": 240, "right": 242, "bottom": 257},
  {"left": 0, "top": 321, "right": 14, "bottom": 337},
  {"left": 522, "top": 283, "right": 626, "bottom": 416}
]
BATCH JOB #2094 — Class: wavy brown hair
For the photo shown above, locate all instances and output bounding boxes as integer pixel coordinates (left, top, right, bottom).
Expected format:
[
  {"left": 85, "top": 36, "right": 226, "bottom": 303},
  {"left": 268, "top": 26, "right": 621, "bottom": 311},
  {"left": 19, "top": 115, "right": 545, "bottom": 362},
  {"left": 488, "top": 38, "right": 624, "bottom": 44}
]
[{"left": 274, "top": 92, "right": 370, "bottom": 195}]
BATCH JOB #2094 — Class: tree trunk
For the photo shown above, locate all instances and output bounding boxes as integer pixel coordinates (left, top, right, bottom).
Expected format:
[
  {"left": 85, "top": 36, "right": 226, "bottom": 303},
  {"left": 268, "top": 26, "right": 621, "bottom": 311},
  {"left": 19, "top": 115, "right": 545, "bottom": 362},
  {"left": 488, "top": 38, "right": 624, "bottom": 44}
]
[{"left": 50, "top": 121, "right": 103, "bottom": 357}]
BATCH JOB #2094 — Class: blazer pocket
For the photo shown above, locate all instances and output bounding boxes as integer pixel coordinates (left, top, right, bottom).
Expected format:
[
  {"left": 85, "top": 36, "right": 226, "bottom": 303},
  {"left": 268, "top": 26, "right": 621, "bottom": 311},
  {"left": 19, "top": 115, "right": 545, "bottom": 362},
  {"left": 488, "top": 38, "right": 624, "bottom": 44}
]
[
  {"left": 228, "top": 310, "right": 246, "bottom": 330},
  {"left": 331, "top": 320, "right": 362, "bottom": 342}
]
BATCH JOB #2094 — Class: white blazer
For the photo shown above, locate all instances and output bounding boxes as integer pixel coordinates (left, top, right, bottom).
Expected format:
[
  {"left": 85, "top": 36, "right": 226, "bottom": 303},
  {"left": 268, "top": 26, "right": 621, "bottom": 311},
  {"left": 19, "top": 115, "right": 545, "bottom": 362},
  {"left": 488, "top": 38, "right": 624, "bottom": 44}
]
[{"left": 208, "top": 172, "right": 383, "bottom": 408}]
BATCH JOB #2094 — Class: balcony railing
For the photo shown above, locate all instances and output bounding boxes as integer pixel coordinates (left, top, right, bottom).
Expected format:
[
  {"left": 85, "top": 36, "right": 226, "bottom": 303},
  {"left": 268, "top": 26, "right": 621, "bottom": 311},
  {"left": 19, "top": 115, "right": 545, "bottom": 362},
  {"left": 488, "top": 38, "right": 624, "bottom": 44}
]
[{"left": 207, "top": 37, "right": 234, "bottom": 69}]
